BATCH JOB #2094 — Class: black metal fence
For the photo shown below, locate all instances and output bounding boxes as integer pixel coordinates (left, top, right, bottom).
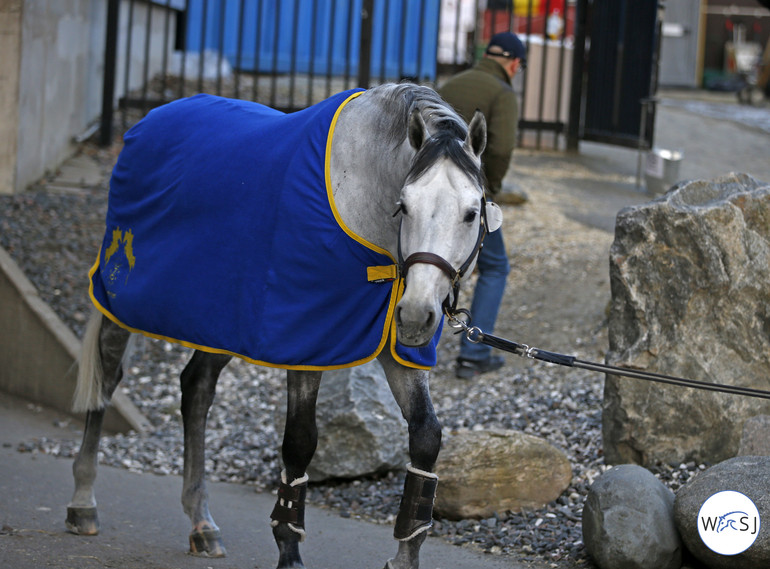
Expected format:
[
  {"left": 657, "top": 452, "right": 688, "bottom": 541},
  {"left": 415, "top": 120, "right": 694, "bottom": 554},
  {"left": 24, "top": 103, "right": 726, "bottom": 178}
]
[
  {"left": 101, "top": 0, "right": 657, "bottom": 153},
  {"left": 101, "top": 0, "right": 581, "bottom": 150}
]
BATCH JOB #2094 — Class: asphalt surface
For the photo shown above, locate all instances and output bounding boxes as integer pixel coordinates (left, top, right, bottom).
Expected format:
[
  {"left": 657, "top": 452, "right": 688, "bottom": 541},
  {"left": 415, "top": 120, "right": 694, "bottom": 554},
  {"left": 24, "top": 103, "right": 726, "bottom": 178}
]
[
  {"left": 512, "top": 89, "right": 770, "bottom": 233},
  {"left": 1, "top": 88, "right": 768, "bottom": 569},
  {"left": 0, "top": 392, "right": 536, "bottom": 569}
]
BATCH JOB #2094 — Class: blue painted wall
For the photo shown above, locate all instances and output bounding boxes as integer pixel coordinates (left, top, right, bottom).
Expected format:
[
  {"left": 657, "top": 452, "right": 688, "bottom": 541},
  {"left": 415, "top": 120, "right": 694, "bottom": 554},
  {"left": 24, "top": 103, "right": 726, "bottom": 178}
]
[{"left": 184, "top": 0, "right": 439, "bottom": 80}]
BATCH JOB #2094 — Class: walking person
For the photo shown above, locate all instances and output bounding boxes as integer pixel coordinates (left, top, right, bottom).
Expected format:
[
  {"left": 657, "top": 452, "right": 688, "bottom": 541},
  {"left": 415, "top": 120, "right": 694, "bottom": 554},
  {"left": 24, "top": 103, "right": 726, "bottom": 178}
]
[{"left": 438, "top": 31, "right": 526, "bottom": 379}]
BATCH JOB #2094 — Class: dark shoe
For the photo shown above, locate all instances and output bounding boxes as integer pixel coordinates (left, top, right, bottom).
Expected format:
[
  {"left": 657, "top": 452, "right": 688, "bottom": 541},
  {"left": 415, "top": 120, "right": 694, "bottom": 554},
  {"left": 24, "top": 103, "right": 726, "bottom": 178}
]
[{"left": 455, "top": 355, "right": 505, "bottom": 379}]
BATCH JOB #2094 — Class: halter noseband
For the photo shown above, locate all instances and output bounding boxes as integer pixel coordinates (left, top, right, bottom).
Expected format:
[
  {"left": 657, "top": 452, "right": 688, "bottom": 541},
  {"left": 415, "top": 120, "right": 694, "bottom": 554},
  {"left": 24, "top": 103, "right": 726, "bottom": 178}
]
[{"left": 397, "top": 195, "right": 489, "bottom": 316}]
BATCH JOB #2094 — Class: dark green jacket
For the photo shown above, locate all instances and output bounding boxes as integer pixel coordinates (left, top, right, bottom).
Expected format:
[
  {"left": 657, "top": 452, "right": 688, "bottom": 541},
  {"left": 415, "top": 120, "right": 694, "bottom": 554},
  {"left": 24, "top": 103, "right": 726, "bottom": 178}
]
[{"left": 438, "top": 58, "right": 518, "bottom": 195}]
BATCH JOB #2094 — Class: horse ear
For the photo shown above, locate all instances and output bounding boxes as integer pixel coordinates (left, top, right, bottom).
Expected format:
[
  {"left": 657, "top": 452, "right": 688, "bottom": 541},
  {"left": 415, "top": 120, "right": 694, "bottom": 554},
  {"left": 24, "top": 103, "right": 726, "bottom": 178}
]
[
  {"left": 408, "top": 108, "right": 428, "bottom": 150},
  {"left": 465, "top": 110, "right": 486, "bottom": 158}
]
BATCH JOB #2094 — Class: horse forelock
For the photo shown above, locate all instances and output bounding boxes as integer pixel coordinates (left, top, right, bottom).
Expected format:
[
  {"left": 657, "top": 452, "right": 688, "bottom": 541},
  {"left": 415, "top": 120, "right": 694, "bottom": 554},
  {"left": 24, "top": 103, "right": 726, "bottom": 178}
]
[
  {"left": 405, "top": 132, "right": 485, "bottom": 191},
  {"left": 366, "top": 84, "right": 484, "bottom": 191}
]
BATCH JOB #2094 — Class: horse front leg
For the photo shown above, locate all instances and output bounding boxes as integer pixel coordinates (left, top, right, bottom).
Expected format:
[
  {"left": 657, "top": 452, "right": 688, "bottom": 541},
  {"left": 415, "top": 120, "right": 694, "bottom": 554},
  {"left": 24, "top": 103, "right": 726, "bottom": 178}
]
[
  {"left": 271, "top": 369, "right": 322, "bottom": 569},
  {"left": 180, "top": 350, "right": 232, "bottom": 557},
  {"left": 67, "top": 313, "right": 131, "bottom": 536},
  {"left": 378, "top": 349, "right": 442, "bottom": 569}
]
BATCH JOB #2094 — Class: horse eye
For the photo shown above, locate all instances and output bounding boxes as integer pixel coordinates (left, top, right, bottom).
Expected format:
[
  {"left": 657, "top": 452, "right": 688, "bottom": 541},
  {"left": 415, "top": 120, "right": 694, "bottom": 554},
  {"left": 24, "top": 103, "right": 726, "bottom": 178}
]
[
  {"left": 463, "top": 210, "right": 477, "bottom": 224},
  {"left": 394, "top": 201, "right": 408, "bottom": 216}
]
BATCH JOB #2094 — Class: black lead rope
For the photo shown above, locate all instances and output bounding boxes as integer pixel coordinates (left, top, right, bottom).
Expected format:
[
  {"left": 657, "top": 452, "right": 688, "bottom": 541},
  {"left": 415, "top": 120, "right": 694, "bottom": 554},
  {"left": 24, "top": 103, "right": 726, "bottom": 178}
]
[{"left": 450, "top": 316, "right": 770, "bottom": 402}]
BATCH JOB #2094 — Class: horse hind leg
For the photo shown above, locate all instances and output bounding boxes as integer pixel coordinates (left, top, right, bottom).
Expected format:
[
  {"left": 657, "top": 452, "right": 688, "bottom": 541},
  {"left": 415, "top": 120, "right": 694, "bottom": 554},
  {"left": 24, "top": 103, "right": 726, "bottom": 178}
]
[
  {"left": 271, "top": 369, "right": 322, "bottom": 569},
  {"left": 67, "top": 311, "right": 131, "bottom": 535},
  {"left": 180, "top": 350, "right": 231, "bottom": 557}
]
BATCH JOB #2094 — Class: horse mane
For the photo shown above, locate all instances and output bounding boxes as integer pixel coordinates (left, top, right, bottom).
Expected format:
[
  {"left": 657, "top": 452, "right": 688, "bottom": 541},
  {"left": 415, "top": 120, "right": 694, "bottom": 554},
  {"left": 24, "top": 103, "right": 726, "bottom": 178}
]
[{"left": 368, "top": 83, "right": 485, "bottom": 190}]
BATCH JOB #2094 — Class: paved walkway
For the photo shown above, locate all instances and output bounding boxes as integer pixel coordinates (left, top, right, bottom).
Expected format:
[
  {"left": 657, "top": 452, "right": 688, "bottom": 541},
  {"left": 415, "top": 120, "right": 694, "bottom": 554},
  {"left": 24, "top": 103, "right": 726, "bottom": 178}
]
[
  {"left": 511, "top": 88, "right": 770, "bottom": 233},
  {"left": 0, "top": 391, "right": 539, "bottom": 569}
]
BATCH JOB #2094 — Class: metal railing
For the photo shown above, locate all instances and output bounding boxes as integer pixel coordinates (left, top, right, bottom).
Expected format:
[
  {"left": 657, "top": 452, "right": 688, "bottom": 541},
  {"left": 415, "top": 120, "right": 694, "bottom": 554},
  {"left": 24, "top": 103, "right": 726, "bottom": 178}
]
[{"left": 100, "top": 0, "right": 579, "bottom": 150}]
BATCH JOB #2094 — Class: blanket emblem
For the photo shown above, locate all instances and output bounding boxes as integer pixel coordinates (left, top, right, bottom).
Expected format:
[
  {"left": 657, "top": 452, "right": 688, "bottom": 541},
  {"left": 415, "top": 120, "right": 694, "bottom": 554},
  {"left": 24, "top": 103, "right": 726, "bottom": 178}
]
[{"left": 103, "top": 227, "right": 136, "bottom": 292}]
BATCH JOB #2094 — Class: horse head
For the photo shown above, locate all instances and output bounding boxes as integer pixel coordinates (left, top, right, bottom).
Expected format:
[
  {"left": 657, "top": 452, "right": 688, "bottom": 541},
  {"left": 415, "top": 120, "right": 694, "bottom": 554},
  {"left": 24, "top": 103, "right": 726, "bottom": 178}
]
[{"left": 395, "top": 106, "right": 500, "bottom": 347}]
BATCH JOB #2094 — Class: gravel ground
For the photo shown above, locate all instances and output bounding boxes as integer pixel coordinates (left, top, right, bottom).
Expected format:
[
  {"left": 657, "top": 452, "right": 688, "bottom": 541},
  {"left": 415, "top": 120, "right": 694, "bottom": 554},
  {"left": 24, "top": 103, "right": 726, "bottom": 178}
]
[{"left": 1, "top": 138, "right": 705, "bottom": 568}]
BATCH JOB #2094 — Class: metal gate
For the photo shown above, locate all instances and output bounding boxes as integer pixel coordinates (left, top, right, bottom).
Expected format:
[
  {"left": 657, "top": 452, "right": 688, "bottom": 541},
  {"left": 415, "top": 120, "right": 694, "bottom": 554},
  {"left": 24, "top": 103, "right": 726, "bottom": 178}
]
[
  {"left": 100, "top": 0, "right": 579, "bottom": 150},
  {"left": 574, "top": 0, "right": 662, "bottom": 149}
]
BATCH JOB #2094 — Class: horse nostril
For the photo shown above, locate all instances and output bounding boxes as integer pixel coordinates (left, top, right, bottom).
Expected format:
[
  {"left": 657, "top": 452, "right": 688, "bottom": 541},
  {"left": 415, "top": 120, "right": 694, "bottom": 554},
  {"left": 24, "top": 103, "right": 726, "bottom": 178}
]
[{"left": 397, "top": 302, "right": 436, "bottom": 334}]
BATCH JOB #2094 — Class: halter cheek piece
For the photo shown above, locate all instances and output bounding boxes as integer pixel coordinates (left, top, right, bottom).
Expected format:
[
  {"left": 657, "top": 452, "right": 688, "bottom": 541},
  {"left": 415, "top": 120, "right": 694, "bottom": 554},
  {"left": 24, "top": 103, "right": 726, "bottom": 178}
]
[{"left": 396, "top": 195, "right": 489, "bottom": 316}]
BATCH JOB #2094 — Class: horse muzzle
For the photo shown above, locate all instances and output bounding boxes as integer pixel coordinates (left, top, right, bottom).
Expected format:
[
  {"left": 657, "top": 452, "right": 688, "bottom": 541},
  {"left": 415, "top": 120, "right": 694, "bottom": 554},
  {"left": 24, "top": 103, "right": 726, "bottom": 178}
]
[
  {"left": 395, "top": 258, "right": 453, "bottom": 347},
  {"left": 394, "top": 295, "right": 441, "bottom": 347}
]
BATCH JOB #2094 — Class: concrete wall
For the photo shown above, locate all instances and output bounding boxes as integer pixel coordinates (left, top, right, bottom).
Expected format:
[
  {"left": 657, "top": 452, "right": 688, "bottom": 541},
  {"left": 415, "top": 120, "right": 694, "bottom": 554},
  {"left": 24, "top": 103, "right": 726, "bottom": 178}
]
[
  {"left": 14, "top": 0, "right": 106, "bottom": 195},
  {"left": 0, "top": 0, "right": 178, "bottom": 195},
  {"left": 0, "top": 245, "right": 149, "bottom": 434},
  {"left": 0, "top": 1, "right": 23, "bottom": 195}
]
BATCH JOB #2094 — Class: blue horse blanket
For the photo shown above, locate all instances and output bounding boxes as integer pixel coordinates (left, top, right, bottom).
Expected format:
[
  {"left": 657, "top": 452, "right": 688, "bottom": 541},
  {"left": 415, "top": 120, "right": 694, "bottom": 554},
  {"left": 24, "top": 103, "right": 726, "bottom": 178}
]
[{"left": 89, "top": 89, "right": 441, "bottom": 370}]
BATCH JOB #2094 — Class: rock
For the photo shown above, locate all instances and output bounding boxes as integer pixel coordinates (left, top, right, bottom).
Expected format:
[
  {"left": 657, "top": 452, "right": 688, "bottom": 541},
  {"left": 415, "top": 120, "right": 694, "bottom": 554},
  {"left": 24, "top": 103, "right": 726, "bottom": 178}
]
[
  {"left": 277, "top": 360, "right": 409, "bottom": 481},
  {"left": 604, "top": 173, "right": 770, "bottom": 466},
  {"left": 433, "top": 429, "right": 571, "bottom": 519},
  {"left": 582, "top": 464, "right": 682, "bottom": 569},
  {"left": 738, "top": 415, "right": 770, "bottom": 456},
  {"left": 674, "top": 456, "right": 770, "bottom": 569}
]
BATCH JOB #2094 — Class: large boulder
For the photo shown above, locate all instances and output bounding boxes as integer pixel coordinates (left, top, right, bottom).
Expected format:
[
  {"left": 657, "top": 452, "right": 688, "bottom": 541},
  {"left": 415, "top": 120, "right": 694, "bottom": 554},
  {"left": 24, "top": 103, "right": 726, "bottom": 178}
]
[
  {"left": 604, "top": 173, "right": 770, "bottom": 466},
  {"left": 277, "top": 360, "right": 409, "bottom": 481},
  {"left": 433, "top": 429, "right": 572, "bottom": 519},
  {"left": 582, "top": 464, "right": 682, "bottom": 569},
  {"left": 737, "top": 415, "right": 770, "bottom": 456},
  {"left": 674, "top": 456, "right": 770, "bottom": 569}
]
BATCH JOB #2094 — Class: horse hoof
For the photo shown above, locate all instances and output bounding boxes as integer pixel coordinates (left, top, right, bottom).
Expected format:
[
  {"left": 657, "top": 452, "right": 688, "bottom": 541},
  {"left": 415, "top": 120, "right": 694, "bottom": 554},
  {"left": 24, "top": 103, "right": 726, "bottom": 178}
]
[
  {"left": 189, "top": 528, "right": 227, "bottom": 557},
  {"left": 65, "top": 506, "right": 100, "bottom": 536}
]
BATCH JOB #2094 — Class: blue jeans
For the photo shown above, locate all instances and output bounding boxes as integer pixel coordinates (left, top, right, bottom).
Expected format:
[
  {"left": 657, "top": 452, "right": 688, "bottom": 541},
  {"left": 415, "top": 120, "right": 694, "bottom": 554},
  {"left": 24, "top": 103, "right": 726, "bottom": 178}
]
[{"left": 459, "top": 227, "right": 510, "bottom": 361}]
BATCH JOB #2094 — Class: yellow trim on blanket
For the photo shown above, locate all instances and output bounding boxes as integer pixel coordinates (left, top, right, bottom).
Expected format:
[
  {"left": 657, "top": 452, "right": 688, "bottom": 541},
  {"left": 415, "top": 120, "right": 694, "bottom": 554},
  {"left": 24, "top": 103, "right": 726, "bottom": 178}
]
[
  {"left": 388, "top": 279, "right": 433, "bottom": 371},
  {"left": 325, "top": 91, "right": 392, "bottom": 259},
  {"left": 88, "top": 256, "right": 394, "bottom": 371},
  {"left": 325, "top": 91, "right": 430, "bottom": 370}
]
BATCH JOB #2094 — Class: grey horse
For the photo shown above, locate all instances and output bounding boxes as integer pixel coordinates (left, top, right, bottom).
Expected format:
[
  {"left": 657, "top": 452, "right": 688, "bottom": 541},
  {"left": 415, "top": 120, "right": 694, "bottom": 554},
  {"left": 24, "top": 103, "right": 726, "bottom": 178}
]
[{"left": 66, "top": 83, "right": 494, "bottom": 569}]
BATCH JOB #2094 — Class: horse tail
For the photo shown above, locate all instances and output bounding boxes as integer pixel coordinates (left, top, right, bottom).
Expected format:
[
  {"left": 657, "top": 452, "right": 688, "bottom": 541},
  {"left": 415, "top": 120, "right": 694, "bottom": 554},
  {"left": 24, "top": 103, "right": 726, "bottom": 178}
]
[{"left": 72, "top": 310, "right": 105, "bottom": 412}]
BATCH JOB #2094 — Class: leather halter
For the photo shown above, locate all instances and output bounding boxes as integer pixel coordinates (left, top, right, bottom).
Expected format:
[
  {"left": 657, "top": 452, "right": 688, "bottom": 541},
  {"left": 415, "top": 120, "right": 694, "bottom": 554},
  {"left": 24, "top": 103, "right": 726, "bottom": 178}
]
[{"left": 397, "top": 195, "right": 489, "bottom": 315}]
